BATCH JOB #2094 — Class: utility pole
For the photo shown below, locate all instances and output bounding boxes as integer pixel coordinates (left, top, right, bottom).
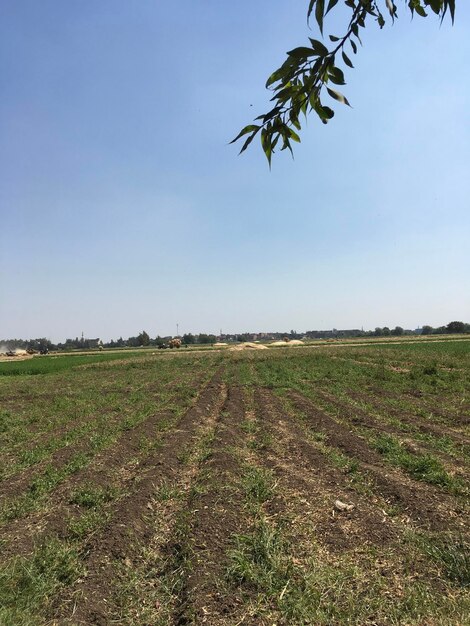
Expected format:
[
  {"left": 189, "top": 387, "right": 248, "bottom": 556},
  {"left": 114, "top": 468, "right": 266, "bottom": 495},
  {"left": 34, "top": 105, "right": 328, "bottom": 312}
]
[{"left": 176, "top": 323, "right": 179, "bottom": 337}]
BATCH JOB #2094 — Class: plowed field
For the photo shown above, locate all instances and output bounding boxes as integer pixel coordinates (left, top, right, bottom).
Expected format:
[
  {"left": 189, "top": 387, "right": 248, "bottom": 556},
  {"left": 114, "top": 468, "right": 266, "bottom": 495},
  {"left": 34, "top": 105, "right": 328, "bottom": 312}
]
[{"left": 0, "top": 341, "right": 469, "bottom": 625}]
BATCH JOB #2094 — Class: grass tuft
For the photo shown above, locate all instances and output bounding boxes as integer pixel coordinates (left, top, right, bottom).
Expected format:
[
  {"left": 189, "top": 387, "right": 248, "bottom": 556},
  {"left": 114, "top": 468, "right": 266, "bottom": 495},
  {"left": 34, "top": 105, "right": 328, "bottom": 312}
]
[
  {"left": 69, "top": 483, "right": 118, "bottom": 509},
  {"left": 372, "top": 434, "right": 466, "bottom": 494},
  {"left": 242, "top": 466, "right": 275, "bottom": 504},
  {"left": 0, "top": 538, "right": 82, "bottom": 624},
  {"left": 422, "top": 533, "right": 470, "bottom": 587}
]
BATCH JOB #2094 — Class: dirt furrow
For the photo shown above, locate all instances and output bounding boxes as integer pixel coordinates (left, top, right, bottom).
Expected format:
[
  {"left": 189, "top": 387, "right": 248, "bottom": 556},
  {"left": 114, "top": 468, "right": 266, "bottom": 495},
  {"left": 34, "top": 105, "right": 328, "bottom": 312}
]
[
  {"left": 0, "top": 412, "right": 126, "bottom": 501},
  {"left": 58, "top": 371, "right": 227, "bottom": 626},
  {"left": 1, "top": 375, "right": 206, "bottom": 489},
  {"left": 0, "top": 412, "right": 179, "bottom": 565},
  {"left": 254, "top": 389, "right": 397, "bottom": 551},
  {"left": 288, "top": 391, "right": 466, "bottom": 531},
  {"left": 345, "top": 388, "right": 470, "bottom": 447},
  {"left": 0, "top": 375, "right": 215, "bottom": 562},
  {"left": 310, "top": 387, "right": 469, "bottom": 472},
  {"left": 173, "top": 385, "right": 249, "bottom": 625},
  {"left": 372, "top": 386, "right": 469, "bottom": 427}
]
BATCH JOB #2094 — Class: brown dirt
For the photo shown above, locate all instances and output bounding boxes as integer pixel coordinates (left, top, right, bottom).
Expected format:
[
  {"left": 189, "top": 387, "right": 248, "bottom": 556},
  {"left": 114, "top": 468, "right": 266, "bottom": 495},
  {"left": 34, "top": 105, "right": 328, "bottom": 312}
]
[
  {"left": 172, "top": 385, "right": 250, "bottom": 625},
  {"left": 347, "top": 388, "right": 470, "bottom": 445},
  {"left": 0, "top": 375, "right": 217, "bottom": 563},
  {"left": 0, "top": 374, "right": 207, "bottom": 500},
  {"left": 0, "top": 413, "right": 124, "bottom": 502},
  {"left": 0, "top": 410, "right": 174, "bottom": 563},
  {"left": 376, "top": 387, "right": 468, "bottom": 427},
  {"left": 287, "top": 391, "right": 465, "bottom": 532},
  {"left": 253, "top": 388, "right": 397, "bottom": 551},
  {"left": 311, "top": 388, "right": 469, "bottom": 473},
  {"left": 2, "top": 354, "right": 468, "bottom": 625},
  {"left": 58, "top": 371, "right": 227, "bottom": 625}
]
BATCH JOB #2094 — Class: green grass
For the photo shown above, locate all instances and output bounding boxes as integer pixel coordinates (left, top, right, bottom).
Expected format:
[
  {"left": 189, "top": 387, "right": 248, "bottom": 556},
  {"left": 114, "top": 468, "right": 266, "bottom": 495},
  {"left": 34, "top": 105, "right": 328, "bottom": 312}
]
[
  {"left": 0, "top": 539, "right": 83, "bottom": 626},
  {"left": 67, "top": 509, "right": 111, "bottom": 541},
  {"left": 1, "top": 453, "right": 90, "bottom": 522},
  {"left": 420, "top": 533, "right": 470, "bottom": 587},
  {"left": 371, "top": 433, "right": 467, "bottom": 494},
  {"left": 1, "top": 340, "right": 468, "bottom": 625},
  {"left": 0, "top": 350, "right": 148, "bottom": 376},
  {"left": 242, "top": 466, "right": 275, "bottom": 504},
  {"left": 227, "top": 500, "right": 468, "bottom": 625},
  {"left": 69, "top": 483, "right": 119, "bottom": 509}
]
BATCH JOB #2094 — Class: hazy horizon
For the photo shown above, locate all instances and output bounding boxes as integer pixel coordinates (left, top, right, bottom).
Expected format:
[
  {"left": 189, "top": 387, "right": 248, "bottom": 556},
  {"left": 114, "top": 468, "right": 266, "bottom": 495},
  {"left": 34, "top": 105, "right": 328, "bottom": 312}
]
[{"left": 1, "top": 318, "right": 467, "bottom": 345}]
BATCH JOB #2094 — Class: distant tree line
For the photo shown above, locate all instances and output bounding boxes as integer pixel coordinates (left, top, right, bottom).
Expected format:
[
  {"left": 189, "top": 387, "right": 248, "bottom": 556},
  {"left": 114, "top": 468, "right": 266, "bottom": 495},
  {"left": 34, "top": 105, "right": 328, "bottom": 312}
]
[
  {"left": 1, "top": 321, "right": 468, "bottom": 352},
  {"left": 421, "top": 321, "right": 470, "bottom": 335}
]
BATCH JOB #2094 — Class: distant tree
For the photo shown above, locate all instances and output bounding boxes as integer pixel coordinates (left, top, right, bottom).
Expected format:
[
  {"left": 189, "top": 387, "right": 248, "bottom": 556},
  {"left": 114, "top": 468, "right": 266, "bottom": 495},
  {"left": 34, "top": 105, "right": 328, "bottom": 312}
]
[
  {"left": 198, "top": 334, "right": 217, "bottom": 344},
  {"left": 446, "top": 321, "right": 466, "bottom": 334},
  {"left": 137, "top": 331, "right": 150, "bottom": 346},
  {"left": 391, "top": 326, "right": 404, "bottom": 336},
  {"left": 382, "top": 327, "right": 391, "bottom": 336},
  {"left": 374, "top": 327, "right": 382, "bottom": 337},
  {"left": 28, "top": 338, "right": 53, "bottom": 352},
  {"left": 237, "top": 333, "right": 252, "bottom": 343},
  {"left": 182, "top": 333, "right": 195, "bottom": 345},
  {"left": 421, "top": 325, "right": 434, "bottom": 335}
]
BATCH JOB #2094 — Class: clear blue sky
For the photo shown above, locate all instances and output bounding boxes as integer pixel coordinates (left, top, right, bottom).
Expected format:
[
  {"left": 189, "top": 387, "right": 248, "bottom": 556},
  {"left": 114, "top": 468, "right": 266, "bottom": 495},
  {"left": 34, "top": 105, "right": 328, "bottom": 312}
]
[{"left": 1, "top": 1, "right": 469, "bottom": 341}]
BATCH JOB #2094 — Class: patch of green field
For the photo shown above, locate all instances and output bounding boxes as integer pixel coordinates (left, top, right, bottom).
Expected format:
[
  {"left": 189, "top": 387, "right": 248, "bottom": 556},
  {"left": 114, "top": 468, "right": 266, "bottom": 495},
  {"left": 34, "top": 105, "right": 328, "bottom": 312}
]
[
  {"left": 0, "top": 350, "right": 149, "bottom": 376},
  {"left": 0, "top": 538, "right": 82, "bottom": 625},
  {"left": 370, "top": 433, "right": 467, "bottom": 494},
  {"left": 226, "top": 387, "right": 469, "bottom": 625}
]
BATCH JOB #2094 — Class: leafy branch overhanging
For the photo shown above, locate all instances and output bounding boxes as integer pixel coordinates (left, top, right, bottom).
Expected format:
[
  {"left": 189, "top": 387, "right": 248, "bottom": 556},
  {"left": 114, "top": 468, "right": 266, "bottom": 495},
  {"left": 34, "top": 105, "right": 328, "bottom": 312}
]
[{"left": 231, "top": 0, "right": 456, "bottom": 164}]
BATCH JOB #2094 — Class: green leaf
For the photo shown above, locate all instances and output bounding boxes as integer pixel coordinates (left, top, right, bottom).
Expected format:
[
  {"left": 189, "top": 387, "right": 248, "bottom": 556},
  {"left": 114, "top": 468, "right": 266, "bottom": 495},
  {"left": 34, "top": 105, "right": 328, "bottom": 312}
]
[
  {"left": 342, "top": 51, "right": 354, "bottom": 68},
  {"left": 315, "top": 0, "right": 325, "bottom": 35},
  {"left": 238, "top": 131, "right": 258, "bottom": 155},
  {"left": 286, "top": 46, "right": 317, "bottom": 59},
  {"left": 329, "top": 35, "right": 340, "bottom": 42},
  {"left": 288, "top": 127, "right": 301, "bottom": 143},
  {"left": 386, "top": 0, "right": 397, "bottom": 18},
  {"left": 308, "top": 38, "right": 329, "bottom": 56},
  {"left": 261, "top": 127, "right": 273, "bottom": 166},
  {"left": 428, "top": 0, "right": 441, "bottom": 14},
  {"left": 326, "top": 0, "right": 340, "bottom": 15},
  {"left": 449, "top": 0, "right": 456, "bottom": 23},
  {"left": 321, "top": 105, "right": 335, "bottom": 119},
  {"left": 271, "top": 134, "right": 280, "bottom": 152},
  {"left": 307, "top": 0, "right": 316, "bottom": 24},
  {"left": 229, "top": 125, "right": 260, "bottom": 145},
  {"left": 415, "top": 4, "right": 428, "bottom": 17},
  {"left": 259, "top": 105, "right": 284, "bottom": 122},
  {"left": 350, "top": 39, "right": 357, "bottom": 54},
  {"left": 289, "top": 110, "right": 301, "bottom": 130},
  {"left": 266, "top": 68, "right": 287, "bottom": 88},
  {"left": 314, "top": 99, "right": 335, "bottom": 122},
  {"left": 326, "top": 87, "right": 351, "bottom": 106},
  {"left": 328, "top": 66, "right": 346, "bottom": 85}
]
